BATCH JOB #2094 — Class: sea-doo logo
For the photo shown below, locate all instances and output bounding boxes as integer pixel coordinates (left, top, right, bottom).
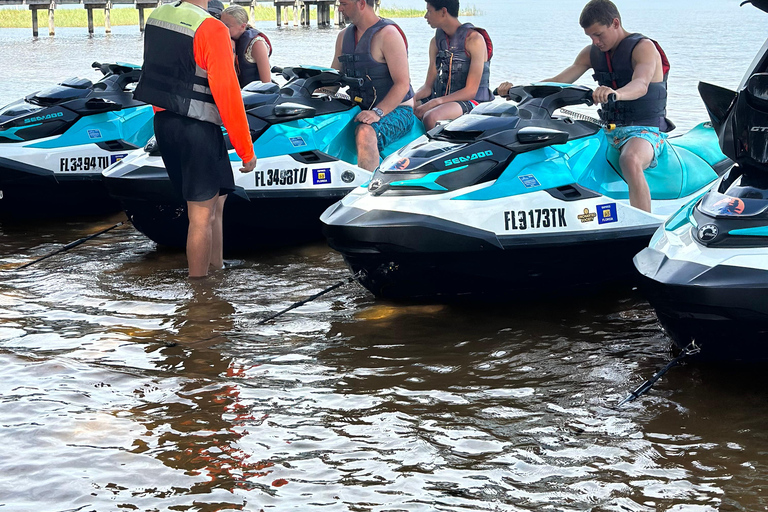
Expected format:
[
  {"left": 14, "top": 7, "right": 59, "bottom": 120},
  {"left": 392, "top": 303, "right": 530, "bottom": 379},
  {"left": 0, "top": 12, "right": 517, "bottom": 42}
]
[
  {"left": 750, "top": 126, "right": 768, "bottom": 132},
  {"left": 24, "top": 111, "right": 63, "bottom": 124},
  {"left": 444, "top": 150, "right": 493, "bottom": 167},
  {"left": 698, "top": 224, "right": 719, "bottom": 242}
]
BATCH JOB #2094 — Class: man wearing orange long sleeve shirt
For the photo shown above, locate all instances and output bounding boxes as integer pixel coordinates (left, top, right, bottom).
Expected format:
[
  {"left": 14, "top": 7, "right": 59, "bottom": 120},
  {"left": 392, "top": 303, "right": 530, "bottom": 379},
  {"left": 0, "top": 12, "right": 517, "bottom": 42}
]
[{"left": 134, "top": 0, "right": 257, "bottom": 277}]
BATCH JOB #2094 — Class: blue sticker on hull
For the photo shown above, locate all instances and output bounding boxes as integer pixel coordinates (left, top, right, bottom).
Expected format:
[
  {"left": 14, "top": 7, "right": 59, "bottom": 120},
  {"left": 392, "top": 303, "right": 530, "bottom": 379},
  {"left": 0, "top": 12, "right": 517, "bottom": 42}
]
[
  {"left": 519, "top": 174, "right": 541, "bottom": 188},
  {"left": 313, "top": 167, "right": 331, "bottom": 185},
  {"left": 597, "top": 203, "right": 618, "bottom": 224},
  {"left": 87, "top": 129, "right": 102, "bottom": 139},
  {"left": 290, "top": 137, "right": 307, "bottom": 147},
  {"left": 110, "top": 153, "right": 128, "bottom": 164}
]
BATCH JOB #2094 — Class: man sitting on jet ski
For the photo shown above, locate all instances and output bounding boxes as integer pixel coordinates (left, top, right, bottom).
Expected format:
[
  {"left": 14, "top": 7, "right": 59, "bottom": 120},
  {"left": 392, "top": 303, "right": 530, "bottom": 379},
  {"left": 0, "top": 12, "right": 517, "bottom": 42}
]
[
  {"left": 329, "top": 0, "right": 417, "bottom": 171},
  {"left": 412, "top": 0, "right": 494, "bottom": 130},
  {"left": 498, "top": 0, "right": 671, "bottom": 213}
]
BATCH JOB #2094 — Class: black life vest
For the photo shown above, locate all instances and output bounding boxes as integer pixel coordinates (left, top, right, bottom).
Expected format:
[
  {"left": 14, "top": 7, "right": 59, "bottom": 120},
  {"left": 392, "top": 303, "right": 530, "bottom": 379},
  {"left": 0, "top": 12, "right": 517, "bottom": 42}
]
[
  {"left": 590, "top": 33, "right": 671, "bottom": 130},
  {"left": 431, "top": 23, "right": 493, "bottom": 103},
  {"left": 338, "top": 18, "right": 414, "bottom": 110},
  {"left": 134, "top": 1, "right": 222, "bottom": 125},
  {"left": 235, "top": 27, "right": 273, "bottom": 89}
]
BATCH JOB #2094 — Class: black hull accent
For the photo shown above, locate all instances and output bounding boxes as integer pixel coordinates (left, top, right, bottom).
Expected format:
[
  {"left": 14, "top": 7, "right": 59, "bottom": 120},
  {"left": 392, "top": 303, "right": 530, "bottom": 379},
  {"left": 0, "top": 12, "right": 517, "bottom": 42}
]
[
  {"left": 324, "top": 209, "right": 656, "bottom": 299},
  {"left": 107, "top": 174, "right": 354, "bottom": 251},
  {"left": 0, "top": 160, "right": 120, "bottom": 218},
  {"left": 634, "top": 247, "right": 768, "bottom": 360}
]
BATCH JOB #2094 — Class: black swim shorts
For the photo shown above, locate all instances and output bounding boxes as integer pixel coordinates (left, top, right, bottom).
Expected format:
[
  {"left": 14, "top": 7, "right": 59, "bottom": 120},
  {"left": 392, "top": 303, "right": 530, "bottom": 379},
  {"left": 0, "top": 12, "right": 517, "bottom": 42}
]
[{"left": 153, "top": 110, "right": 235, "bottom": 202}]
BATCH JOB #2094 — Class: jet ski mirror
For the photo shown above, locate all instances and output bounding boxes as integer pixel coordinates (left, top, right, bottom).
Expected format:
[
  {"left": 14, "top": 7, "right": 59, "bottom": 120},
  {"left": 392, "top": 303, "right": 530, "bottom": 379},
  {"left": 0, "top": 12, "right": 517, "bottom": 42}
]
[
  {"left": 698, "top": 82, "right": 737, "bottom": 131},
  {"left": 275, "top": 102, "right": 316, "bottom": 118},
  {"left": 746, "top": 73, "right": 768, "bottom": 111},
  {"left": 517, "top": 126, "right": 569, "bottom": 146},
  {"left": 65, "top": 97, "right": 122, "bottom": 115}
]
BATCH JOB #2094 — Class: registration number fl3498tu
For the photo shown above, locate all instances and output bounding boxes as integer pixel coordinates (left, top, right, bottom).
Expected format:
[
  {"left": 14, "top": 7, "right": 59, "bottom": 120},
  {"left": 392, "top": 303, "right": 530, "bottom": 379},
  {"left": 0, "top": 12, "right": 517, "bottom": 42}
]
[{"left": 503, "top": 208, "right": 567, "bottom": 230}]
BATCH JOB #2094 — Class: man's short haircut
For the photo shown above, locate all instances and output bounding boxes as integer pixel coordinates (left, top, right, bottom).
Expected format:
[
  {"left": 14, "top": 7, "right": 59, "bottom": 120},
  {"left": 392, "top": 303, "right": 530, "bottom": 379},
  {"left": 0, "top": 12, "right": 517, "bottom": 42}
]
[
  {"left": 223, "top": 5, "right": 249, "bottom": 24},
  {"left": 427, "top": 0, "right": 460, "bottom": 18},
  {"left": 365, "top": 0, "right": 375, "bottom": 7},
  {"left": 579, "top": 0, "right": 621, "bottom": 28}
]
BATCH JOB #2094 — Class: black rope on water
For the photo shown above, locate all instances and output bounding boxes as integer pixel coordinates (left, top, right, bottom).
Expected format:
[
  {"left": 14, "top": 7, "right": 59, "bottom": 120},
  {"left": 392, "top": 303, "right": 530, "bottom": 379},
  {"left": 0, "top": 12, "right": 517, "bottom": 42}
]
[
  {"left": 616, "top": 340, "right": 701, "bottom": 407},
  {"left": 8, "top": 219, "right": 128, "bottom": 271},
  {"left": 257, "top": 271, "right": 362, "bottom": 325}
]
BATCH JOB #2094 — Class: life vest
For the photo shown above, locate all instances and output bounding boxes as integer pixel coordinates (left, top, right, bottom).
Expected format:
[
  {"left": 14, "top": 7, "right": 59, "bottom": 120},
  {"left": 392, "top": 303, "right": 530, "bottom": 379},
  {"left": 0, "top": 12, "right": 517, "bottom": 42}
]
[
  {"left": 235, "top": 27, "right": 273, "bottom": 89},
  {"left": 590, "top": 33, "right": 671, "bottom": 130},
  {"left": 431, "top": 23, "right": 493, "bottom": 103},
  {"left": 134, "top": 1, "right": 222, "bottom": 125},
  {"left": 338, "top": 18, "right": 414, "bottom": 110}
]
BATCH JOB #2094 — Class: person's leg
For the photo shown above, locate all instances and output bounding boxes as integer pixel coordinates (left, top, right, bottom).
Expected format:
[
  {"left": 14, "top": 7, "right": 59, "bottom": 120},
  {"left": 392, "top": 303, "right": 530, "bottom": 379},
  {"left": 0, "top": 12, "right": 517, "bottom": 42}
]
[
  {"left": 186, "top": 195, "right": 219, "bottom": 278},
  {"left": 422, "top": 102, "right": 464, "bottom": 130},
  {"left": 618, "top": 137, "right": 655, "bottom": 213},
  {"left": 356, "top": 123, "right": 380, "bottom": 171},
  {"left": 209, "top": 194, "right": 227, "bottom": 271}
]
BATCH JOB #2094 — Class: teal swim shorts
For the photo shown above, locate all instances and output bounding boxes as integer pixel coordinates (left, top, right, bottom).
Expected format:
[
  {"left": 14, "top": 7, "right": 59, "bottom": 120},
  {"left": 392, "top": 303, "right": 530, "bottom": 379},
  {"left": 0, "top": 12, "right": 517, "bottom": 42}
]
[
  {"left": 371, "top": 105, "right": 415, "bottom": 152},
  {"left": 608, "top": 125, "right": 668, "bottom": 168}
]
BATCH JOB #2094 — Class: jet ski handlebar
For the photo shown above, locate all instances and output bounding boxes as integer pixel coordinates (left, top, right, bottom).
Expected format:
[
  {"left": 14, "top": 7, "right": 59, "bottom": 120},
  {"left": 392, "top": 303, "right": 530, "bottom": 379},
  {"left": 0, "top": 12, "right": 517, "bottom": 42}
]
[
  {"left": 504, "top": 83, "right": 596, "bottom": 115},
  {"left": 272, "top": 65, "right": 364, "bottom": 97}
]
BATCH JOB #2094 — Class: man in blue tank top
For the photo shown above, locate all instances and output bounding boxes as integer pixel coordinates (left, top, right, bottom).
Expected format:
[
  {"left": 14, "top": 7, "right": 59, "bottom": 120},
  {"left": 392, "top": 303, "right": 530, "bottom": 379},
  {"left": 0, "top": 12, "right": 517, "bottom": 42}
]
[
  {"left": 331, "top": 0, "right": 415, "bottom": 171},
  {"left": 414, "top": 0, "right": 494, "bottom": 130},
  {"left": 498, "top": 0, "right": 670, "bottom": 213}
]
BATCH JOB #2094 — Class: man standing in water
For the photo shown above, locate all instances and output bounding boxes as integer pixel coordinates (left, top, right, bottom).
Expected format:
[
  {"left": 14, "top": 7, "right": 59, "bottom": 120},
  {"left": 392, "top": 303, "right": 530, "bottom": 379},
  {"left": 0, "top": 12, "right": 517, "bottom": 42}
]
[
  {"left": 330, "top": 0, "right": 416, "bottom": 171},
  {"left": 414, "top": 0, "right": 494, "bottom": 130},
  {"left": 498, "top": 0, "right": 670, "bottom": 213},
  {"left": 134, "top": 0, "right": 257, "bottom": 277}
]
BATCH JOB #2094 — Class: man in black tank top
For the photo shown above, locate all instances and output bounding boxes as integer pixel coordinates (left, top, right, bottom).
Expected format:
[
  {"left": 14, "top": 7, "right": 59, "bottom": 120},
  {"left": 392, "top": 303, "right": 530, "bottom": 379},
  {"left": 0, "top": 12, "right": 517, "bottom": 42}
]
[
  {"left": 413, "top": 0, "right": 494, "bottom": 130},
  {"left": 331, "top": 0, "right": 416, "bottom": 171},
  {"left": 497, "top": 0, "right": 669, "bottom": 213}
]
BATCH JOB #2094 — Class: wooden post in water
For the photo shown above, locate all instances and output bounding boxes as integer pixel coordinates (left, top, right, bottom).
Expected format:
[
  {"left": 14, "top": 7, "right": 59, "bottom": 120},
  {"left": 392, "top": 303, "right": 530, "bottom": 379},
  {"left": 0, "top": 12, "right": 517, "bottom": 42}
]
[
  {"left": 105, "top": 0, "right": 112, "bottom": 33},
  {"left": 48, "top": 0, "right": 55, "bottom": 36},
  {"left": 86, "top": 5, "right": 95, "bottom": 34},
  {"left": 31, "top": 5, "right": 38, "bottom": 37}
]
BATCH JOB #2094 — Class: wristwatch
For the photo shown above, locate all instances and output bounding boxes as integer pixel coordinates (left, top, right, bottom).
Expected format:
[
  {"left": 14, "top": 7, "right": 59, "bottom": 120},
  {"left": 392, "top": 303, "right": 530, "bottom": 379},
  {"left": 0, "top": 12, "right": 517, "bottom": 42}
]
[{"left": 372, "top": 107, "right": 384, "bottom": 117}]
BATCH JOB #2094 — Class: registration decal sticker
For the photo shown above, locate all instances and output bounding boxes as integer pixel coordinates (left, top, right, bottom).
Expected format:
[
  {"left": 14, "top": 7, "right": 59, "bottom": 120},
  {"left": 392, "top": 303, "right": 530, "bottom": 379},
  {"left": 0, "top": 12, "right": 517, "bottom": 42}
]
[{"left": 597, "top": 203, "right": 618, "bottom": 224}]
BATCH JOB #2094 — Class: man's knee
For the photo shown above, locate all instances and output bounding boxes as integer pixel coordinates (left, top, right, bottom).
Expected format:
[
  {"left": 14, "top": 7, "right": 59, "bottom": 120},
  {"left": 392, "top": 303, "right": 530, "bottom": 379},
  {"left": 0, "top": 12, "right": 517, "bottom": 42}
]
[{"left": 620, "top": 144, "right": 653, "bottom": 175}]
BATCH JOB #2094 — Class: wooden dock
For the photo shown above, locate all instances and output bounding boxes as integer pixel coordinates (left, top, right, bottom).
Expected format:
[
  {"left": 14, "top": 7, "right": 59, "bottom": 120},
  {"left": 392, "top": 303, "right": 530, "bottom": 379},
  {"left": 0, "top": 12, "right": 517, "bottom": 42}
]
[{"left": 0, "top": 0, "right": 382, "bottom": 37}]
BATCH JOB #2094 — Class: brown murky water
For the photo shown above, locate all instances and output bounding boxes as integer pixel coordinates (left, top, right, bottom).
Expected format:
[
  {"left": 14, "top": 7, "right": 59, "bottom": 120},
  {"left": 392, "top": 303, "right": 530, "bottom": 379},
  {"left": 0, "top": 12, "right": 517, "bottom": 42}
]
[
  {"left": 2, "top": 1, "right": 768, "bottom": 509},
  {"left": 2, "top": 215, "right": 768, "bottom": 511}
]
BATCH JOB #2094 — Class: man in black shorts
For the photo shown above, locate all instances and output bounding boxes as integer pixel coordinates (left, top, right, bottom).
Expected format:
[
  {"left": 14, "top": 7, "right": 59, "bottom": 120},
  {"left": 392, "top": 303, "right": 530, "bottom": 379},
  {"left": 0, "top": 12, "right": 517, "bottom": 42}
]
[{"left": 134, "top": 0, "right": 257, "bottom": 277}]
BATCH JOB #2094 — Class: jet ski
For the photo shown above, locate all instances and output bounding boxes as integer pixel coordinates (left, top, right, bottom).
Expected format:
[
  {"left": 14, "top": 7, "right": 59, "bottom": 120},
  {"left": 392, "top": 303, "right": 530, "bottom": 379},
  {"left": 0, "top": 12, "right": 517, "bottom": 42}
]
[
  {"left": 0, "top": 62, "right": 153, "bottom": 217},
  {"left": 102, "top": 65, "right": 425, "bottom": 250},
  {"left": 320, "top": 83, "right": 730, "bottom": 299},
  {"left": 633, "top": 0, "right": 768, "bottom": 358}
]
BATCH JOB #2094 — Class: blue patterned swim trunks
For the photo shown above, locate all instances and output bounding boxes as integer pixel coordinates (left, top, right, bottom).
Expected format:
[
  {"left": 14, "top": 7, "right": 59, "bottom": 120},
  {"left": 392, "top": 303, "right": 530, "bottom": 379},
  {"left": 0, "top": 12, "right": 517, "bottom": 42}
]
[
  {"left": 370, "top": 105, "right": 415, "bottom": 151},
  {"left": 608, "top": 125, "right": 668, "bottom": 168}
]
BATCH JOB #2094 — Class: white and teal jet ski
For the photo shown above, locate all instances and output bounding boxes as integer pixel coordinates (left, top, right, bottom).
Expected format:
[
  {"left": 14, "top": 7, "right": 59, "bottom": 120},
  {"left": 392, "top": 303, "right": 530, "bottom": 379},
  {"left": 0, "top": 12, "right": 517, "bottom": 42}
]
[
  {"left": 102, "top": 65, "right": 425, "bottom": 250},
  {"left": 633, "top": 0, "right": 768, "bottom": 358},
  {"left": 321, "top": 83, "right": 730, "bottom": 299},
  {"left": 0, "top": 62, "right": 153, "bottom": 218}
]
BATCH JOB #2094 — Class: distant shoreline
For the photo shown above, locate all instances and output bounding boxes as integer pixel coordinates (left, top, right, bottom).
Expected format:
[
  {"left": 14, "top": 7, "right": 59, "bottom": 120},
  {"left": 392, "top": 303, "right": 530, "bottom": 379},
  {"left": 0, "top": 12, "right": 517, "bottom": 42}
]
[{"left": 0, "top": 5, "right": 478, "bottom": 28}]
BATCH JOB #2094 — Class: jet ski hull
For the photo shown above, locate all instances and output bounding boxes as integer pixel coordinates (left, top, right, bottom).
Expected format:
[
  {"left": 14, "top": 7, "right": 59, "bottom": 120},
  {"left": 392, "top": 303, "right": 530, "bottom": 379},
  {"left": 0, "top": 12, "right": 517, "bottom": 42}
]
[
  {"left": 635, "top": 245, "right": 768, "bottom": 359},
  {"left": 103, "top": 152, "right": 372, "bottom": 251}
]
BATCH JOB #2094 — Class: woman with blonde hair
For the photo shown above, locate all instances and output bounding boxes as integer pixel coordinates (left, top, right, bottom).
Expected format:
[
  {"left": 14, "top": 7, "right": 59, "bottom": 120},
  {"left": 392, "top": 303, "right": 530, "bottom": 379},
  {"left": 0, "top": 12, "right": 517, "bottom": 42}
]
[{"left": 220, "top": 5, "right": 273, "bottom": 87}]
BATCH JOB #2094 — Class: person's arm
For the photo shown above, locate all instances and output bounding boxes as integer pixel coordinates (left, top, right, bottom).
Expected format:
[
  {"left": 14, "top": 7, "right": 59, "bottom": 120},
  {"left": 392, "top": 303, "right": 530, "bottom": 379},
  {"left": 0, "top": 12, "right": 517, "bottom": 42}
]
[
  {"left": 250, "top": 38, "right": 272, "bottom": 84},
  {"left": 413, "top": 37, "right": 438, "bottom": 102},
  {"left": 592, "top": 38, "right": 658, "bottom": 104},
  {"left": 542, "top": 45, "right": 592, "bottom": 83},
  {"left": 195, "top": 18, "right": 256, "bottom": 171},
  {"left": 356, "top": 25, "right": 411, "bottom": 125},
  {"left": 497, "top": 45, "right": 592, "bottom": 98},
  {"left": 330, "top": 28, "right": 345, "bottom": 71}
]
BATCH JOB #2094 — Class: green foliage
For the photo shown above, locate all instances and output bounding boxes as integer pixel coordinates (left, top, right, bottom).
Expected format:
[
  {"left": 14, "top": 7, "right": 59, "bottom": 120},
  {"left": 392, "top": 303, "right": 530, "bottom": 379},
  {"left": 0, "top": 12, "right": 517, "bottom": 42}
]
[{"left": 0, "top": 3, "right": 479, "bottom": 28}]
